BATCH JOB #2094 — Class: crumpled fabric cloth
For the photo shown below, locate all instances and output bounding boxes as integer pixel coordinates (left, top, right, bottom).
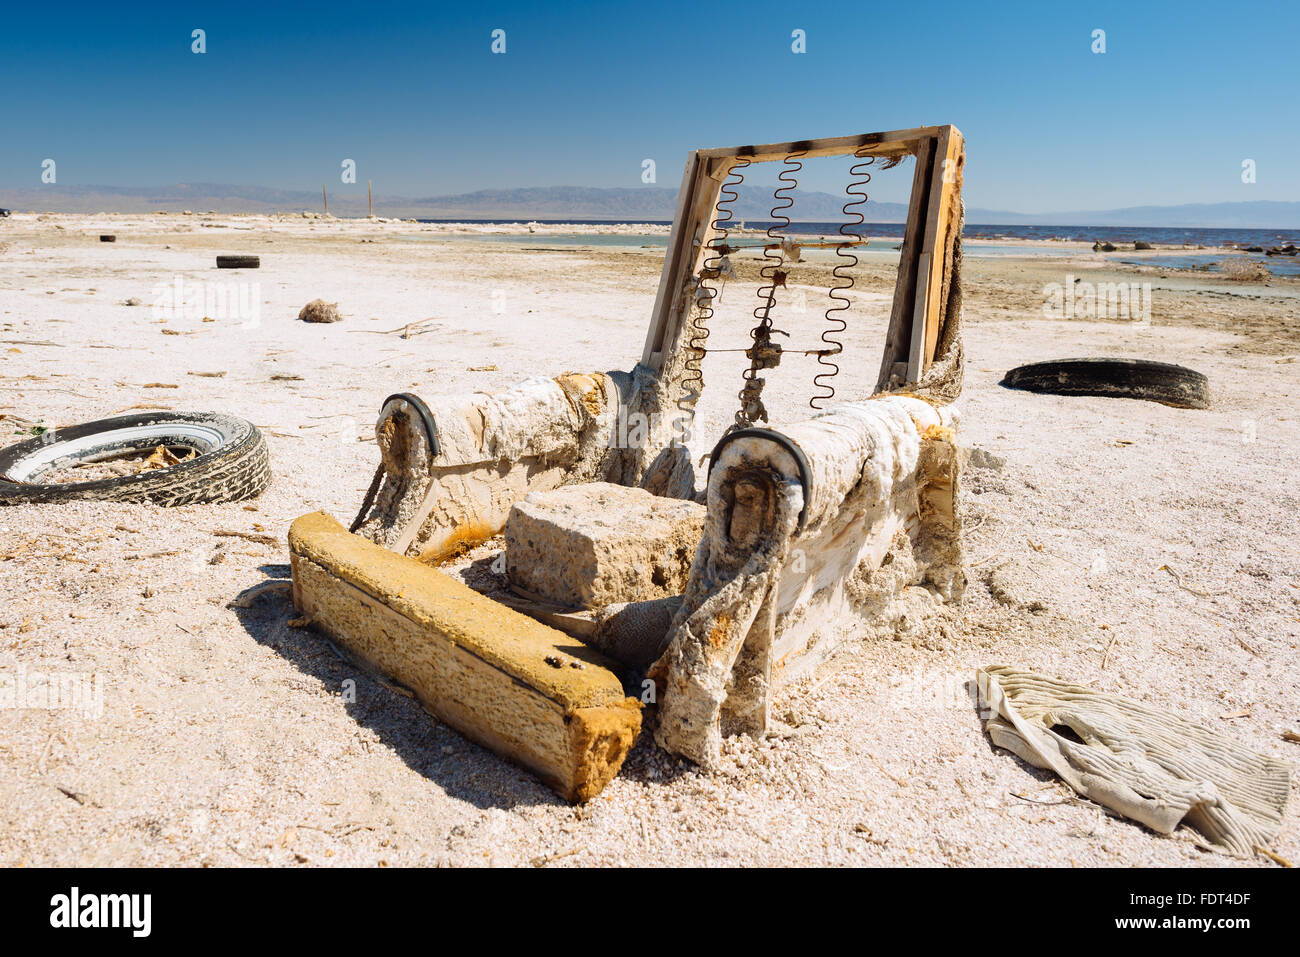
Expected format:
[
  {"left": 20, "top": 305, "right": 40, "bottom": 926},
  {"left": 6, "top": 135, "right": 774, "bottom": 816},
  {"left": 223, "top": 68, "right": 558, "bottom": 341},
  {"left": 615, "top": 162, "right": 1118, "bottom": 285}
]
[{"left": 977, "top": 665, "right": 1292, "bottom": 858}]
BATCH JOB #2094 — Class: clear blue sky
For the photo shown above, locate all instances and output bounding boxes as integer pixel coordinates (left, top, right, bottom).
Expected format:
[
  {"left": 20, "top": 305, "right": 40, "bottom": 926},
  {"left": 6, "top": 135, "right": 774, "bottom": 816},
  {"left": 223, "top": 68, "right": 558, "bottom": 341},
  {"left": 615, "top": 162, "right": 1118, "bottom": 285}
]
[{"left": 1, "top": 0, "right": 1296, "bottom": 212}]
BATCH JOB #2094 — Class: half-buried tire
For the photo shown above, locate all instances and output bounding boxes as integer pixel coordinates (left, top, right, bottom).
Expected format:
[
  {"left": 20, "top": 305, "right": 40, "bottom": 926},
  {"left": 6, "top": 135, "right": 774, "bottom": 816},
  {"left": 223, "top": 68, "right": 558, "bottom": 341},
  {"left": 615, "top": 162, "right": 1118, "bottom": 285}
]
[
  {"left": 1001, "top": 358, "right": 1209, "bottom": 409},
  {"left": 0, "top": 411, "right": 270, "bottom": 505},
  {"left": 216, "top": 255, "right": 259, "bottom": 269}
]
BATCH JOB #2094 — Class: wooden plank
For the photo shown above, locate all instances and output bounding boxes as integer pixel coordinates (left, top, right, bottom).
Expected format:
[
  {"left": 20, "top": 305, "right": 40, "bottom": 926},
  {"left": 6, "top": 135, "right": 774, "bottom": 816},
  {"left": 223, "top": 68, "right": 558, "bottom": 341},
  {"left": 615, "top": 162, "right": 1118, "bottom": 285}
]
[
  {"left": 641, "top": 150, "right": 700, "bottom": 368},
  {"left": 643, "top": 155, "right": 732, "bottom": 373},
  {"left": 288, "top": 511, "right": 641, "bottom": 803},
  {"left": 919, "top": 127, "right": 965, "bottom": 369},
  {"left": 907, "top": 252, "right": 931, "bottom": 379},
  {"left": 697, "top": 125, "right": 943, "bottom": 163},
  {"left": 876, "top": 135, "right": 935, "bottom": 389},
  {"left": 496, "top": 586, "right": 599, "bottom": 640}
]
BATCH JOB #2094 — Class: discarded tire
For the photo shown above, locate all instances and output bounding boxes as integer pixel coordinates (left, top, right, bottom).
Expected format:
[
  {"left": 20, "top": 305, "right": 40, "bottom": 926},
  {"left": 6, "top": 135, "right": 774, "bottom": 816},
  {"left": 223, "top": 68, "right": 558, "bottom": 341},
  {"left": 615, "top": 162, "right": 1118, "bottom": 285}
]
[
  {"left": 1002, "top": 358, "right": 1209, "bottom": 409},
  {"left": 216, "top": 255, "right": 259, "bottom": 269},
  {"left": 99, "top": 235, "right": 116, "bottom": 242},
  {"left": 0, "top": 411, "right": 270, "bottom": 505}
]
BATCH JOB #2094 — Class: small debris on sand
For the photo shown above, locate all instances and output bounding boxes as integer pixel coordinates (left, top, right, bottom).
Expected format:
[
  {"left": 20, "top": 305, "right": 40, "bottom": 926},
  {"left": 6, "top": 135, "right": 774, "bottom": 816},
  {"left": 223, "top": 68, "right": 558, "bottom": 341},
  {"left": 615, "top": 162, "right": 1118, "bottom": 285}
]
[
  {"left": 966, "top": 446, "right": 1006, "bottom": 472},
  {"left": 52, "top": 444, "right": 194, "bottom": 482},
  {"left": 298, "top": 299, "right": 342, "bottom": 323},
  {"left": 986, "top": 557, "right": 1052, "bottom": 613},
  {"left": 213, "top": 529, "right": 279, "bottom": 546}
]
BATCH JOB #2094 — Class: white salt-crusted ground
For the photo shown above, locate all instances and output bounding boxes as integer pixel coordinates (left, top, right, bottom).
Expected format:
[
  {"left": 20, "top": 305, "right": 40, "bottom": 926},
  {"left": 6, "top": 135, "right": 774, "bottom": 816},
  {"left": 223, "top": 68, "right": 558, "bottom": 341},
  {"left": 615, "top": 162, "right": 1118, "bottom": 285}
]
[{"left": 0, "top": 213, "right": 1296, "bottom": 866}]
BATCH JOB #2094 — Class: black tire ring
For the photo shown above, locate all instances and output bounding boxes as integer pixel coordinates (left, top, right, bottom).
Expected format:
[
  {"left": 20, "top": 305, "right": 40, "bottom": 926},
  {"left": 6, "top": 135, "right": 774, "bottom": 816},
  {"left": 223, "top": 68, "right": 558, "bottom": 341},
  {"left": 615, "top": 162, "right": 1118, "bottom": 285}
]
[
  {"left": 1001, "top": 358, "right": 1210, "bottom": 409},
  {"left": 216, "top": 255, "right": 259, "bottom": 269},
  {"left": 0, "top": 411, "right": 270, "bottom": 505}
]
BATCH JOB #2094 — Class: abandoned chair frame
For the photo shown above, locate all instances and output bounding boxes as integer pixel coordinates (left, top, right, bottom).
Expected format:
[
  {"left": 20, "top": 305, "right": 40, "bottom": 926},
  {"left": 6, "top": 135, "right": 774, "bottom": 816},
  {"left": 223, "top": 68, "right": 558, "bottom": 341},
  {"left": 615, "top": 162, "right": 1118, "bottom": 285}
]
[{"left": 291, "top": 125, "right": 968, "bottom": 790}]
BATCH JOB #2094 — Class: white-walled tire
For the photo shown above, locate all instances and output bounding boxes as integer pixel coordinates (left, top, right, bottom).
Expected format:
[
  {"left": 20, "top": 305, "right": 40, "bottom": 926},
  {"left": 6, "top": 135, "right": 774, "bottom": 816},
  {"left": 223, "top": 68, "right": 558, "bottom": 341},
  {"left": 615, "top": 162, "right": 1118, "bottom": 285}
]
[{"left": 0, "top": 411, "right": 270, "bottom": 505}]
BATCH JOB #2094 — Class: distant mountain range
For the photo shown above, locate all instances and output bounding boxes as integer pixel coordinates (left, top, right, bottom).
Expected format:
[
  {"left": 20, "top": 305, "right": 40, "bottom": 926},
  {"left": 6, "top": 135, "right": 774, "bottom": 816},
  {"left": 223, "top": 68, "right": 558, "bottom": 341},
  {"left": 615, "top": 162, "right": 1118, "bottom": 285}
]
[{"left": 2, "top": 182, "right": 1298, "bottom": 228}]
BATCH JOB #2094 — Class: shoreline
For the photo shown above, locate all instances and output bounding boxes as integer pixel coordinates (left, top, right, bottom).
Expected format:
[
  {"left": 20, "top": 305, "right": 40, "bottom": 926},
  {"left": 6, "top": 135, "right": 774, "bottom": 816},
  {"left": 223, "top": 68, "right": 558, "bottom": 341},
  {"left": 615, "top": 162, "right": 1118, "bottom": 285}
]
[
  {"left": 7, "top": 214, "right": 1299, "bottom": 285},
  {"left": 4, "top": 211, "right": 1298, "bottom": 250}
]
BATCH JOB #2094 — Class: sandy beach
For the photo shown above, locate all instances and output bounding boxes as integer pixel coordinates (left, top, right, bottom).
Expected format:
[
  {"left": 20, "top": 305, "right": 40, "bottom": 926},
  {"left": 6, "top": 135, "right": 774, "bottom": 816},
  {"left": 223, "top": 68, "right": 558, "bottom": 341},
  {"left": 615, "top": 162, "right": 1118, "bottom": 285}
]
[{"left": 1, "top": 212, "right": 1297, "bottom": 867}]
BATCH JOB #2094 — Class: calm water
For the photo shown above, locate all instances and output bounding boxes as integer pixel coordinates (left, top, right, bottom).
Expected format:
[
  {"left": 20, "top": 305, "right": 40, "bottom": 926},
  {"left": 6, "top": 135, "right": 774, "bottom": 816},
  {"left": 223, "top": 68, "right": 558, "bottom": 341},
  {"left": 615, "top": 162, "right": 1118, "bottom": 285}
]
[
  {"left": 410, "top": 220, "right": 1300, "bottom": 275},
  {"left": 1119, "top": 253, "right": 1300, "bottom": 277},
  {"left": 966, "top": 223, "right": 1300, "bottom": 248},
  {"left": 416, "top": 218, "right": 1300, "bottom": 248}
]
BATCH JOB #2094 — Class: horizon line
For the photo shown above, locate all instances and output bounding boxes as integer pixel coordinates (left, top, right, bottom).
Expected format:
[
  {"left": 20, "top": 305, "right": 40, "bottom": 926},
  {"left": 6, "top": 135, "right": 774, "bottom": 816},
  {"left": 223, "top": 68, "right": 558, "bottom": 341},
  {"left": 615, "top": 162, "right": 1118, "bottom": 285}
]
[{"left": 4, "top": 183, "right": 1300, "bottom": 220}]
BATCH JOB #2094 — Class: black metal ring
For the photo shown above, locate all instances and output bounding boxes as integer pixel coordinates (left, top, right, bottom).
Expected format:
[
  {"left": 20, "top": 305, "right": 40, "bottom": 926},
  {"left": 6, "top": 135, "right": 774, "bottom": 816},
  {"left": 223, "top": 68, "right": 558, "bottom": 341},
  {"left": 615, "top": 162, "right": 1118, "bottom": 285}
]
[
  {"left": 381, "top": 392, "right": 440, "bottom": 463},
  {"left": 707, "top": 427, "right": 812, "bottom": 531}
]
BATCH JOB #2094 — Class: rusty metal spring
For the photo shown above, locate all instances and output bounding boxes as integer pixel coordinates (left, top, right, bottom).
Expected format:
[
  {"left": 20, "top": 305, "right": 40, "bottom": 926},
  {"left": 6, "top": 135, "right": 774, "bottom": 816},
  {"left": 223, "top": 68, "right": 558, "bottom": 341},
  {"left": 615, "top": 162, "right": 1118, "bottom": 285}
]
[
  {"left": 736, "top": 151, "right": 803, "bottom": 426},
  {"left": 677, "top": 158, "right": 749, "bottom": 433},
  {"left": 810, "top": 150, "right": 875, "bottom": 409}
]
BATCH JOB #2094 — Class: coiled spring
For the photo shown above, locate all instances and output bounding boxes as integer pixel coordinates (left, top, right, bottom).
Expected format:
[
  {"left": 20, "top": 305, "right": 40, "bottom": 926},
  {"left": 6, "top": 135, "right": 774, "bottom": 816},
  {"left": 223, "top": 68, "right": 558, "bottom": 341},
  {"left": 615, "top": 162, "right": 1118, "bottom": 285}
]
[
  {"left": 736, "top": 151, "right": 803, "bottom": 426},
  {"left": 676, "top": 157, "right": 749, "bottom": 437},
  {"left": 810, "top": 149, "right": 874, "bottom": 409}
]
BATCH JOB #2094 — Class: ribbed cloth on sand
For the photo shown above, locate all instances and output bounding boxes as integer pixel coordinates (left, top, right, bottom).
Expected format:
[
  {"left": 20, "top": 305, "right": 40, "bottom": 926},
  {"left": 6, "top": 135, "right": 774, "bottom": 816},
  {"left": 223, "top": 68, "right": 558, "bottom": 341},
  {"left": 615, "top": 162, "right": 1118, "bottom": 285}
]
[{"left": 977, "top": 666, "right": 1292, "bottom": 858}]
